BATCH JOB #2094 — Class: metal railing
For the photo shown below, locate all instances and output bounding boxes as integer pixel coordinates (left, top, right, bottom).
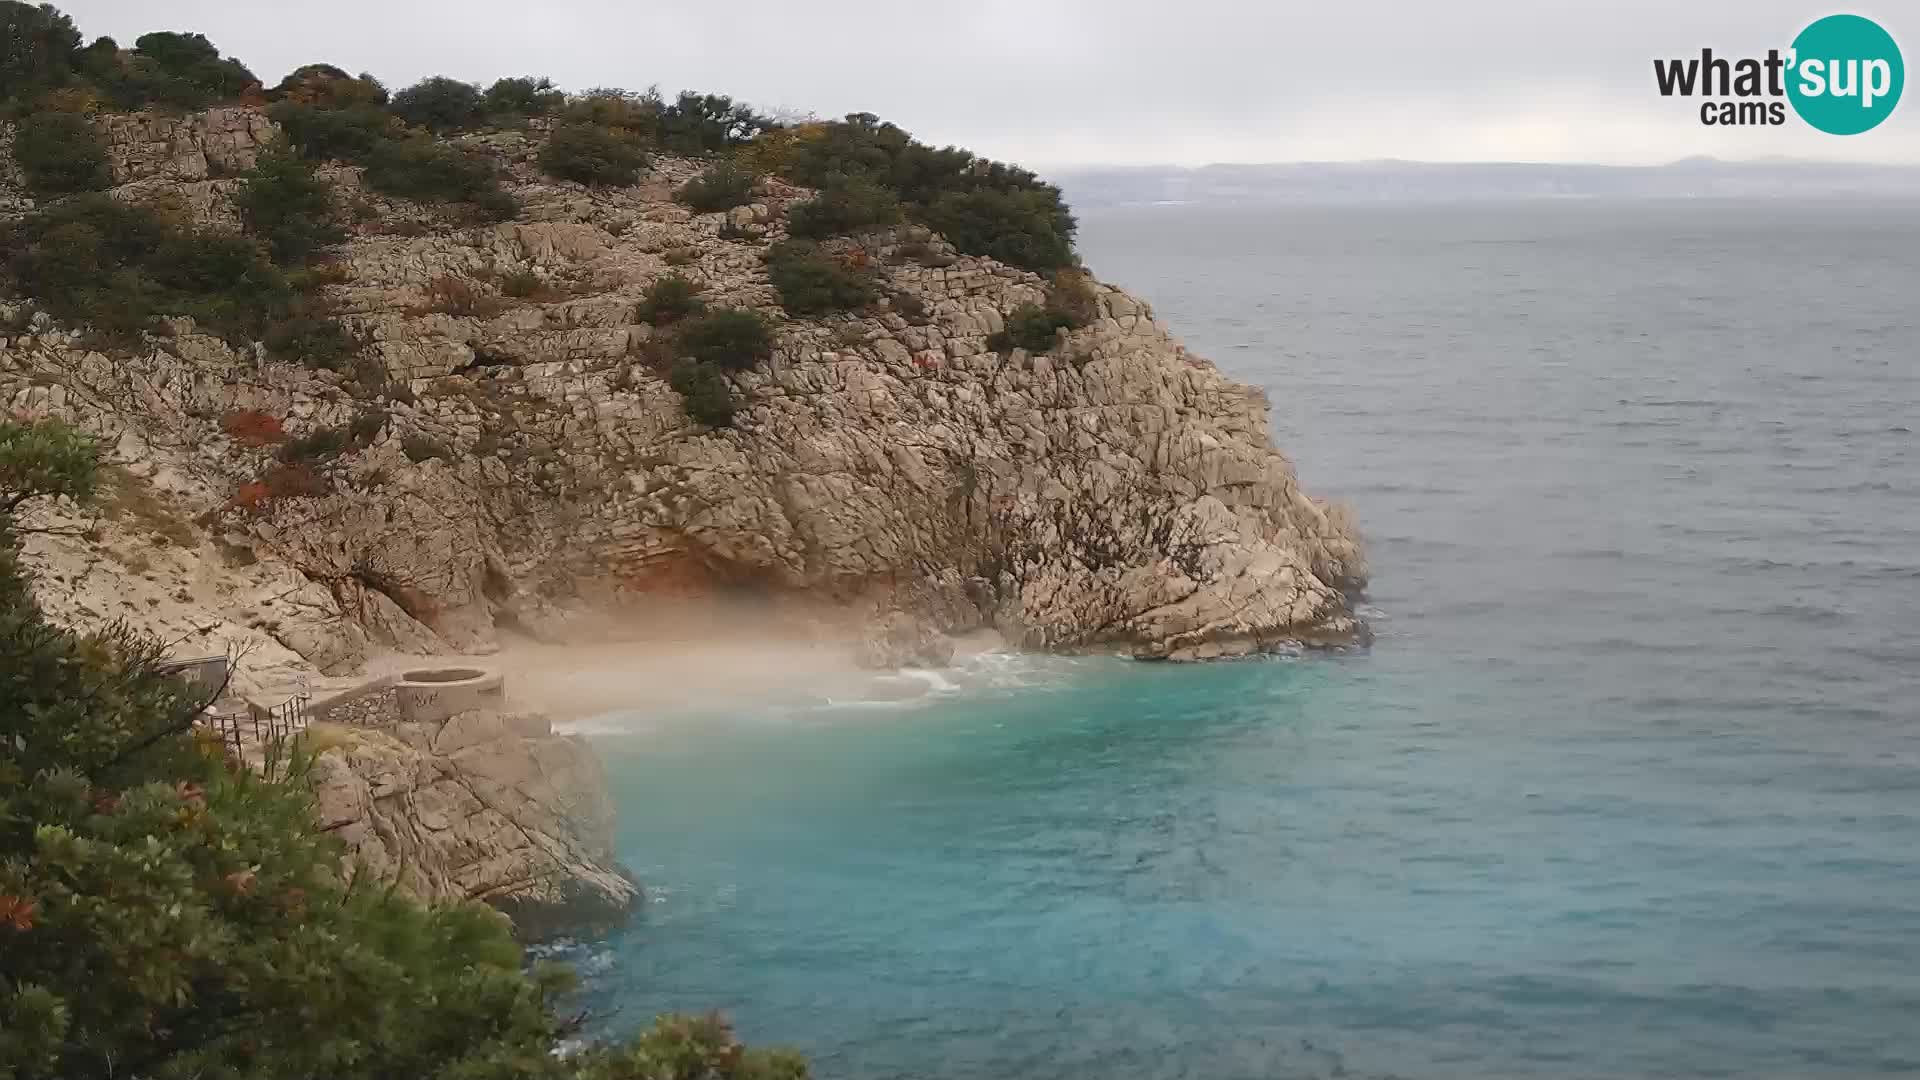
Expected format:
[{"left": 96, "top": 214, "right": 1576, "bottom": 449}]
[{"left": 202, "top": 693, "right": 311, "bottom": 761}]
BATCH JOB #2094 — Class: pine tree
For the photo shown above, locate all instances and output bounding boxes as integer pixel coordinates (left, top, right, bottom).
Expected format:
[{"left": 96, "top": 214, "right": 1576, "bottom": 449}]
[{"left": 0, "top": 416, "right": 805, "bottom": 1079}]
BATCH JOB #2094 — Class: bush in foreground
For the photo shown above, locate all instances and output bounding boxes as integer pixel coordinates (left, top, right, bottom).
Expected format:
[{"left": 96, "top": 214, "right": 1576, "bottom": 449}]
[{"left": 0, "top": 420, "right": 806, "bottom": 1080}]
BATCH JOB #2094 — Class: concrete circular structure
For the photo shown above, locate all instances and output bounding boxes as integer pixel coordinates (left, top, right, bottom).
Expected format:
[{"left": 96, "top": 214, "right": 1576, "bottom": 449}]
[
  {"left": 402, "top": 667, "right": 488, "bottom": 684},
  {"left": 393, "top": 666, "right": 506, "bottom": 724}
]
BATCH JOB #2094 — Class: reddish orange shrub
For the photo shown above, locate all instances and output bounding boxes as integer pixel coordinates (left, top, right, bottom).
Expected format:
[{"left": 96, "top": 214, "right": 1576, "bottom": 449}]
[
  {"left": 221, "top": 409, "right": 286, "bottom": 447},
  {"left": 229, "top": 481, "right": 271, "bottom": 512},
  {"left": 229, "top": 464, "right": 330, "bottom": 514}
]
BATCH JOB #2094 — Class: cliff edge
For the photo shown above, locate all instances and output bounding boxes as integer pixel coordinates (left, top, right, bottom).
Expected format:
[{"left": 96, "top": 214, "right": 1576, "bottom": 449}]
[
  {"left": 1, "top": 106, "right": 1365, "bottom": 673},
  {"left": 307, "top": 706, "right": 639, "bottom": 940}
]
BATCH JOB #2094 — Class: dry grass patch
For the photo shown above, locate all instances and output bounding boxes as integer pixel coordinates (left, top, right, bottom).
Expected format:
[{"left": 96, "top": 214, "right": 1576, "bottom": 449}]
[{"left": 99, "top": 467, "right": 197, "bottom": 549}]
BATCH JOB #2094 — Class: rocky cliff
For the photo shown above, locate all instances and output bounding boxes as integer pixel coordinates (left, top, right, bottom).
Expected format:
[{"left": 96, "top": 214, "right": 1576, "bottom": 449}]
[
  {"left": 307, "top": 707, "right": 639, "bottom": 941},
  {"left": 1, "top": 106, "right": 1366, "bottom": 679}
]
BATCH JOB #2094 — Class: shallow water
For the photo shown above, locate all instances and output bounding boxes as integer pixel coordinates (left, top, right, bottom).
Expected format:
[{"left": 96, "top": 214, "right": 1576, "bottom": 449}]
[{"left": 577, "top": 200, "right": 1920, "bottom": 1079}]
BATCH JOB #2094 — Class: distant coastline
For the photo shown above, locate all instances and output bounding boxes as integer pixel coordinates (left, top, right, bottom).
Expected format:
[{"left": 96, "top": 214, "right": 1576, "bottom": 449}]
[{"left": 1054, "top": 158, "right": 1920, "bottom": 209}]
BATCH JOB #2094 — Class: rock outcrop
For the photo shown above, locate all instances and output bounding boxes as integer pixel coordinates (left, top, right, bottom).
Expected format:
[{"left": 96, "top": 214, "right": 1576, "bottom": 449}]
[
  {"left": 307, "top": 708, "right": 639, "bottom": 940},
  {"left": 857, "top": 611, "right": 957, "bottom": 670},
  {"left": 1, "top": 106, "right": 1366, "bottom": 674}
]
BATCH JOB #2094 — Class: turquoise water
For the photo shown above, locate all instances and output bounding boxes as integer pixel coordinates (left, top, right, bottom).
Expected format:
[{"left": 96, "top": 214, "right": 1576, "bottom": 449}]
[{"left": 576, "top": 201, "right": 1920, "bottom": 1079}]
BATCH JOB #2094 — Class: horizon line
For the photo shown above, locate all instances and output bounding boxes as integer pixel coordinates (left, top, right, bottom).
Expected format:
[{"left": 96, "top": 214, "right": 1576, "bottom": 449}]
[{"left": 1044, "top": 155, "right": 1920, "bottom": 173}]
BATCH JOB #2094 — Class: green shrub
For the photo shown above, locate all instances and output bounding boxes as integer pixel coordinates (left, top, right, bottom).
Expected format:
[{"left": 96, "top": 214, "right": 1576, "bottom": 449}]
[
  {"left": 270, "top": 63, "right": 389, "bottom": 107},
  {"left": 499, "top": 269, "right": 544, "bottom": 298},
  {"left": 363, "top": 138, "right": 515, "bottom": 216},
  {"left": 765, "top": 240, "right": 875, "bottom": 316},
  {"left": 538, "top": 122, "right": 647, "bottom": 187},
  {"left": 235, "top": 148, "right": 344, "bottom": 264},
  {"left": 561, "top": 87, "right": 660, "bottom": 137},
  {"left": 0, "top": 419, "right": 811, "bottom": 1080},
  {"left": 263, "top": 311, "right": 355, "bottom": 370},
  {"left": 921, "top": 187, "right": 1076, "bottom": 271},
  {"left": 483, "top": 75, "right": 564, "bottom": 118},
  {"left": 678, "top": 307, "right": 772, "bottom": 372},
  {"left": 348, "top": 408, "right": 387, "bottom": 443},
  {"left": 469, "top": 186, "right": 522, "bottom": 223},
  {"left": 987, "top": 304, "right": 1077, "bottom": 353},
  {"left": 70, "top": 30, "right": 254, "bottom": 112},
  {"left": 390, "top": 75, "right": 484, "bottom": 132},
  {"left": 146, "top": 230, "right": 290, "bottom": 336},
  {"left": 769, "top": 112, "right": 1079, "bottom": 270},
  {"left": 278, "top": 424, "right": 349, "bottom": 463},
  {"left": 786, "top": 175, "right": 901, "bottom": 239},
  {"left": 0, "top": 2, "right": 83, "bottom": 103},
  {"left": 657, "top": 90, "right": 771, "bottom": 155},
  {"left": 122, "top": 30, "right": 256, "bottom": 109},
  {"left": 675, "top": 160, "right": 758, "bottom": 213},
  {"left": 669, "top": 359, "right": 736, "bottom": 427},
  {"left": 10, "top": 110, "right": 110, "bottom": 195},
  {"left": 635, "top": 274, "right": 704, "bottom": 325},
  {"left": 266, "top": 101, "right": 395, "bottom": 160},
  {"left": 4, "top": 195, "right": 292, "bottom": 344}
]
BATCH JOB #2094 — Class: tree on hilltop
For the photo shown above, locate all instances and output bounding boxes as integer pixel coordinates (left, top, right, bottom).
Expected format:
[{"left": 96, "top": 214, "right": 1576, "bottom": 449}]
[{"left": 0, "top": 1, "right": 82, "bottom": 102}]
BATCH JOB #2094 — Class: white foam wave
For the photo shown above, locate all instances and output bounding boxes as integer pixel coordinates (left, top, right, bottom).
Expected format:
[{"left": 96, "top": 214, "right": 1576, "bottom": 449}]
[
  {"left": 898, "top": 668, "right": 959, "bottom": 693},
  {"left": 561, "top": 647, "right": 1107, "bottom": 730}
]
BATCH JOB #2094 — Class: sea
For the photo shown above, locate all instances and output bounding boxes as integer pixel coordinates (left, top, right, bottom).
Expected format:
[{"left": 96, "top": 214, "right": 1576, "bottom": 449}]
[{"left": 564, "top": 199, "right": 1920, "bottom": 1079}]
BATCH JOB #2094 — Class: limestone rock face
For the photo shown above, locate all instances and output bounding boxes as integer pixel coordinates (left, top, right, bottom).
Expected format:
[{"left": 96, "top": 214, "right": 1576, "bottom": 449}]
[
  {"left": 98, "top": 107, "right": 279, "bottom": 184},
  {"left": 306, "top": 709, "right": 639, "bottom": 939},
  {"left": 0, "top": 105, "right": 1367, "bottom": 676},
  {"left": 857, "top": 611, "right": 956, "bottom": 670}
]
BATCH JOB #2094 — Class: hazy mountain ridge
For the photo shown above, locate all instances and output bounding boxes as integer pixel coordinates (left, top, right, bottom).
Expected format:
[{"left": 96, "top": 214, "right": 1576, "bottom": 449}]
[{"left": 1056, "top": 159, "right": 1920, "bottom": 208}]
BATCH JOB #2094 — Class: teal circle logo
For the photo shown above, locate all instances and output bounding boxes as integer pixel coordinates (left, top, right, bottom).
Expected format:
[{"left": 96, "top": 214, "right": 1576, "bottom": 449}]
[{"left": 1787, "top": 14, "right": 1904, "bottom": 134}]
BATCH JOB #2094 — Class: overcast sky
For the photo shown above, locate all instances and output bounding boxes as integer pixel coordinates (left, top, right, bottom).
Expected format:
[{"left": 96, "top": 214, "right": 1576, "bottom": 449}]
[{"left": 54, "top": 1, "right": 1920, "bottom": 171}]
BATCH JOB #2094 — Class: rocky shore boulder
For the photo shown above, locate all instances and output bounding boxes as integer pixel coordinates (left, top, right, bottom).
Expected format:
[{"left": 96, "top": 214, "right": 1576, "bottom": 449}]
[
  {"left": 306, "top": 708, "right": 639, "bottom": 940},
  {"left": 856, "top": 611, "right": 956, "bottom": 670}
]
